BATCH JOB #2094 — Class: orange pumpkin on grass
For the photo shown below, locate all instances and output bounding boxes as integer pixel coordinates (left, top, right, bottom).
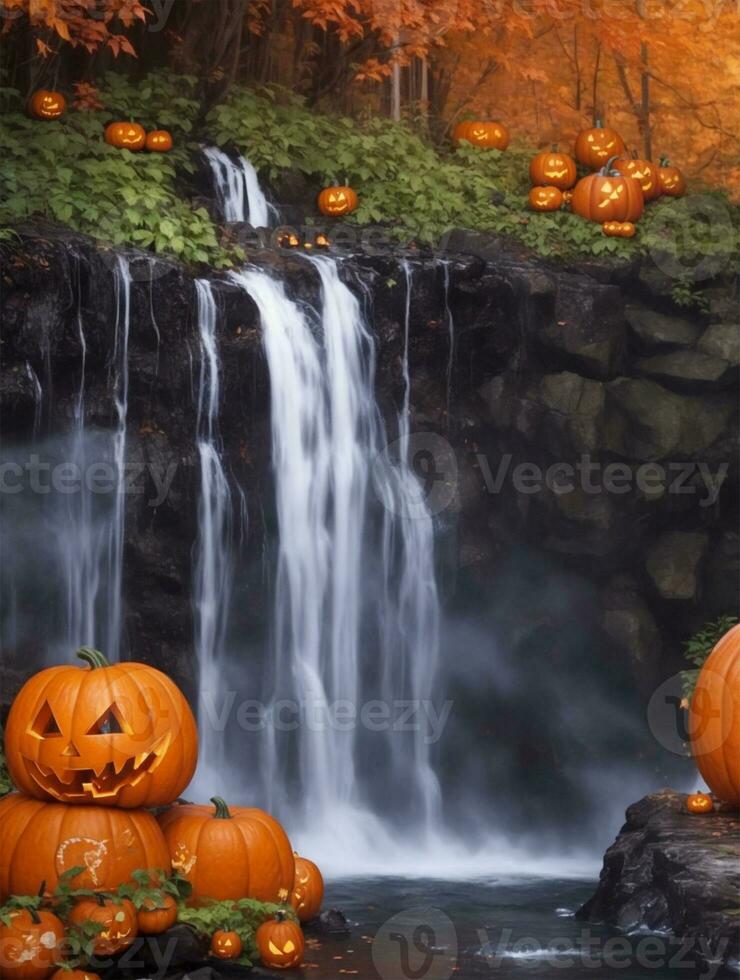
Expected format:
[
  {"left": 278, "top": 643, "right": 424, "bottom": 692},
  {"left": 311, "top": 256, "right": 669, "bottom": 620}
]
[
  {"left": 104, "top": 122, "right": 146, "bottom": 151},
  {"left": 0, "top": 794, "right": 170, "bottom": 900},
  {"left": 290, "top": 854, "right": 324, "bottom": 923},
  {"left": 256, "top": 912, "right": 304, "bottom": 970},
  {"left": 689, "top": 623, "right": 740, "bottom": 804},
  {"left": 145, "top": 130, "right": 173, "bottom": 152},
  {"left": 453, "top": 120, "right": 510, "bottom": 151},
  {"left": 529, "top": 146, "right": 577, "bottom": 190},
  {"left": 28, "top": 90, "right": 66, "bottom": 121},
  {"left": 613, "top": 152, "right": 662, "bottom": 201},
  {"left": 528, "top": 186, "right": 564, "bottom": 212},
  {"left": 68, "top": 896, "right": 137, "bottom": 957},
  {"left": 575, "top": 119, "right": 626, "bottom": 170},
  {"left": 158, "top": 797, "right": 294, "bottom": 905},
  {"left": 0, "top": 907, "right": 65, "bottom": 979},
  {"left": 657, "top": 158, "right": 687, "bottom": 197},
  {"left": 571, "top": 157, "right": 644, "bottom": 224},
  {"left": 4, "top": 646, "right": 198, "bottom": 808},
  {"left": 602, "top": 221, "right": 636, "bottom": 238}
]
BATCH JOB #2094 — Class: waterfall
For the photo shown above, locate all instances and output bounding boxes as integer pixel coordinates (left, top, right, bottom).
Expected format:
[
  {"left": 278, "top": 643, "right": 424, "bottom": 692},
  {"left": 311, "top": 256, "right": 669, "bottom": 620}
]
[
  {"left": 203, "top": 147, "right": 275, "bottom": 227},
  {"left": 228, "top": 257, "right": 442, "bottom": 854},
  {"left": 193, "top": 279, "right": 235, "bottom": 778},
  {"left": 25, "top": 363, "right": 42, "bottom": 436}
]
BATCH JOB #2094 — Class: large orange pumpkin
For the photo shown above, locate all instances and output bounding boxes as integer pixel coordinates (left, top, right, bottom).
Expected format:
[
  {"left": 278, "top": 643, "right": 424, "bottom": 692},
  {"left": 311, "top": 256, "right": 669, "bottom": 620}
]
[
  {"left": 689, "top": 623, "right": 740, "bottom": 804},
  {"left": 0, "top": 794, "right": 170, "bottom": 900},
  {"left": 574, "top": 119, "right": 626, "bottom": 170},
  {"left": 453, "top": 120, "right": 509, "bottom": 151},
  {"left": 4, "top": 646, "right": 198, "bottom": 808},
  {"left": 613, "top": 153, "right": 662, "bottom": 201},
  {"left": 317, "top": 186, "right": 358, "bottom": 217},
  {"left": 529, "top": 146, "right": 577, "bottom": 190},
  {"left": 28, "top": 90, "right": 66, "bottom": 121},
  {"left": 68, "top": 896, "right": 138, "bottom": 956},
  {"left": 0, "top": 907, "right": 65, "bottom": 979},
  {"left": 571, "top": 158, "right": 644, "bottom": 224},
  {"left": 256, "top": 912, "right": 304, "bottom": 970},
  {"left": 290, "top": 854, "right": 324, "bottom": 923},
  {"left": 158, "top": 797, "right": 294, "bottom": 905},
  {"left": 657, "top": 157, "right": 687, "bottom": 197},
  {"left": 104, "top": 122, "right": 146, "bottom": 151}
]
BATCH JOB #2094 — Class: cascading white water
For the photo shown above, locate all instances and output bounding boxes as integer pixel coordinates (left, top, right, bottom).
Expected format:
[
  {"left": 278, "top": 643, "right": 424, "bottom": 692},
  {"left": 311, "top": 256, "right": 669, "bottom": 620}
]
[
  {"left": 25, "top": 363, "right": 43, "bottom": 436},
  {"left": 203, "top": 147, "right": 274, "bottom": 227},
  {"left": 228, "top": 257, "right": 443, "bottom": 856},
  {"left": 192, "top": 279, "right": 235, "bottom": 778}
]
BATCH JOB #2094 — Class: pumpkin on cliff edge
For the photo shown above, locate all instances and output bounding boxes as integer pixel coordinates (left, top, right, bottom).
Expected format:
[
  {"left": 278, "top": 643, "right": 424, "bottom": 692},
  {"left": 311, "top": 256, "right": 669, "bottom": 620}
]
[
  {"left": 318, "top": 186, "right": 358, "bottom": 217},
  {"left": 256, "top": 912, "right": 304, "bottom": 970},
  {"left": 4, "top": 646, "right": 198, "bottom": 808},
  {"left": 571, "top": 157, "right": 644, "bottom": 224},
  {"left": 574, "top": 119, "right": 626, "bottom": 170},
  {"left": 657, "top": 158, "right": 687, "bottom": 197},
  {"left": 529, "top": 146, "right": 577, "bottom": 190},
  {"left": 158, "top": 797, "right": 295, "bottom": 905},
  {"left": 689, "top": 623, "right": 740, "bottom": 805},
  {"left": 613, "top": 152, "right": 662, "bottom": 202},
  {"left": 290, "top": 854, "right": 324, "bottom": 923},
  {"left": 0, "top": 794, "right": 171, "bottom": 900},
  {"left": 685, "top": 791, "right": 714, "bottom": 814},
  {"left": 0, "top": 907, "right": 65, "bottom": 980}
]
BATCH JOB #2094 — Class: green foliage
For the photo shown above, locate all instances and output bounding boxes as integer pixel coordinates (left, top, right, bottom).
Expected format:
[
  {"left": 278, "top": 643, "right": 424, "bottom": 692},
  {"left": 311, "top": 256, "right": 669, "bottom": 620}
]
[
  {"left": 118, "top": 867, "right": 192, "bottom": 910},
  {"left": 178, "top": 897, "right": 296, "bottom": 967},
  {"left": 670, "top": 275, "right": 711, "bottom": 313},
  {"left": 681, "top": 614, "right": 739, "bottom": 699}
]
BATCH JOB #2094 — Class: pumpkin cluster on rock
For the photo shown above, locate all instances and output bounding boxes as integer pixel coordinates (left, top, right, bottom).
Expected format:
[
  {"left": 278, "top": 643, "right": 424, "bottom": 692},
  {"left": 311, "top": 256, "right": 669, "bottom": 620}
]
[
  {"left": 0, "top": 647, "right": 323, "bottom": 976},
  {"left": 527, "top": 118, "right": 687, "bottom": 237}
]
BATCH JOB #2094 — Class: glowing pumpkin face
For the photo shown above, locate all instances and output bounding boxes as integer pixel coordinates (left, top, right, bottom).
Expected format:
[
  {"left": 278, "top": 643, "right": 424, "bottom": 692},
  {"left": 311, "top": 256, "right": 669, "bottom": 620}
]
[
  {"left": 69, "top": 897, "right": 137, "bottom": 956},
  {"left": 657, "top": 158, "right": 687, "bottom": 197},
  {"left": 686, "top": 791, "right": 714, "bottom": 814},
  {"left": 29, "top": 89, "right": 66, "bottom": 120},
  {"left": 528, "top": 185, "right": 564, "bottom": 212},
  {"left": 105, "top": 121, "right": 147, "bottom": 151},
  {"left": 529, "top": 147, "right": 577, "bottom": 190},
  {"left": 211, "top": 930, "right": 243, "bottom": 960},
  {"left": 145, "top": 130, "right": 173, "bottom": 152},
  {"left": 575, "top": 120, "right": 626, "bottom": 170},
  {"left": 602, "top": 220, "right": 636, "bottom": 238},
  {"left": 318, "top": 186, "right": 358, "bottom": 217},
  {"left": 454, "top": 120, "right": 510, "bottom": 151},
  {"left": 571, "top": 158, "right": 644, "bottom": 224},
  {"left": 4, "top": 647, "right": 198, "bottom": 808},
  {"left": 290, "top": 854, "right": 324, "bottom": 922},
  {"left": 614, "top": 155, "right": 661, "bottom": 201},
  {"left": 256, "top": 913, "right": 305, "bottom": 970}
]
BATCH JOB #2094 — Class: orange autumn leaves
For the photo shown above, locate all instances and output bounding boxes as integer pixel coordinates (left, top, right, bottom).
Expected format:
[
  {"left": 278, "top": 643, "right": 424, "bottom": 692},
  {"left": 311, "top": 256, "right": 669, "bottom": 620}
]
[{"left": 3, "top": 0, "right": 147, "bottom": 56}]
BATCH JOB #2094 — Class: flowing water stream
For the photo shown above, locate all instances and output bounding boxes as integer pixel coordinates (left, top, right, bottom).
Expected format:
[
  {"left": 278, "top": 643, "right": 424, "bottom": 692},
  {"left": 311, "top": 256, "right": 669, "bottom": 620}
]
[{"left": 203, "top": 146, "right": 276, "bottom": 226}]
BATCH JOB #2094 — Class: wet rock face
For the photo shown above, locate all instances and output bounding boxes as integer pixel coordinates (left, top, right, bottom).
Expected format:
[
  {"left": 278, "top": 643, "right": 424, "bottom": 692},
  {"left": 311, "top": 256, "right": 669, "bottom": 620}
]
[
  {"left": 578, "top": 790, "right": 740, "bottom": 973},
  {"left": 0, "top": 223, "right": 737, "bottom": 714}
]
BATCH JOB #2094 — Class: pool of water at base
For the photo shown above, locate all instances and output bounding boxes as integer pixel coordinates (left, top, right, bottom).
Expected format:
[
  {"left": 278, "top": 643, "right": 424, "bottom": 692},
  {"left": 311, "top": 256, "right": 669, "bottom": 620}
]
[{"left": 305, "top": 877, "right": 717, "bottom": 980}]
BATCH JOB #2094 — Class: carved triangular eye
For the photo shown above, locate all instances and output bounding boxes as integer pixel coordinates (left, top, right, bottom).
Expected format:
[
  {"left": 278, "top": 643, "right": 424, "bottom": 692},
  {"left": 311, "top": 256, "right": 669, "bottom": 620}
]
[
  {"left": 87, "top": 705, "right": 125, "bottom": 735},
  {"left": 31, "top": 701, "right": 62, "bottom": 738}
]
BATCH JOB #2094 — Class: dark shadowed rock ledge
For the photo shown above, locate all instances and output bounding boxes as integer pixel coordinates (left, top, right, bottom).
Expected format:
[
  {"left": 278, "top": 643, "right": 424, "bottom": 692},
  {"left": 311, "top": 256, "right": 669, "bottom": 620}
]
[{"left": 578, "top": 790, "right": 740, "bottom": 974}]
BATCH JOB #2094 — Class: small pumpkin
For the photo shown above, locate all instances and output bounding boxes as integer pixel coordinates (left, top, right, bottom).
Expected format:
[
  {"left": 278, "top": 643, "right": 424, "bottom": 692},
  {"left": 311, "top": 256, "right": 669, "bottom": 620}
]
[
  {"left": 657, "top": 157, "right": 687, "bottom": 197},
  {"left": 571, "top": 157, "right": 644, "bottom": 224},
  {"left": 290, "top": 854, "right": 324, "bottom": 923},
  {"left": 210, "top": 930, "right": 243, "bottom": 960},
  {"left": 104, "top": 122, "right": 146, "bottom": 151},
  {"left": 136, "top": 894, "right": 178, "bottom": 934},
  {"left": 0, "top": 907, "right": 65, "bottom": 979},
  {"left": 68, "top": 896, "right": 137, "bottom": 956},
  {"left": 528, "top": 186, "right": 564, "bottom": 212},
  {"left": 28, "top": 90, "right": 66, "bottom": 121},
  {"left": 602, "top": 221, "right": 636, "bottom": 238},
  {"left": 158, "top": 797, "right": 294, "bottom": 905},
  {"left": 145, "top": 130, "right": 173, "bottom": 152},
  {"left": 256, "top": 911, "right": 304, "bottom": 970},
  {"left": 4, "top": 646, "right": 198, "bottom": 808},
  {"left": 51, "top": 972, "right": 101, "bottom": 980},
  {"left": 686, "top": 791, "right": 714, "bottom": 814},
  {"left": 574, "top": 119, "right": 626, "bottom": 170},
  {"left": 454, "top": 120, "right": 509, "bottom": 151},
  {"left": 689, "top": 623, "right": 740, "bottom": 804},
  {"left": 0, "top": 794, "right": 171, "bottom": 900},
  {"left": 613, "top": 152, "right": 662, "bottom": 201},
  {"left": 529, "top": 145, "right": 577, "bottom": 190},
  {"left": 317, "top": 186, "right": 358, "bottom": 217}
]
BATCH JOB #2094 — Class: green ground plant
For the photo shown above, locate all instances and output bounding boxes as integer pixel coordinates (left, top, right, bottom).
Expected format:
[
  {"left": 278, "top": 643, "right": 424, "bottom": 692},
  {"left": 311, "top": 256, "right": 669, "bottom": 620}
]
[{"left": 681, "top": 614, "right": 739, "bottom": 699}]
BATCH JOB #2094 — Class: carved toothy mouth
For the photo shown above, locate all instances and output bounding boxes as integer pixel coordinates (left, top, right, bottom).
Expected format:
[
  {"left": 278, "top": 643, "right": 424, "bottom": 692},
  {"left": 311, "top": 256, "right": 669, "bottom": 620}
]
[{"left": 24, "top": 734, "right": 169, "bottom": 801}]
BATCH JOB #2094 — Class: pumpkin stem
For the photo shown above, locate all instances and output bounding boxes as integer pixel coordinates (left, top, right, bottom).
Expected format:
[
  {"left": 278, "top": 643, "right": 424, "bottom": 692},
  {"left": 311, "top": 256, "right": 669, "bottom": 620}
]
[
  {"left": 29, "top": 907, "right": 41, "bottom": 925},
  {"left": 275, "top": 910, "right": 287, "bottom": 921},
  {"left": 601, "top": 156, "right": 620, "bottom": 176},
  {"left": 595, "top": 117, "right": 603, "bottom": 128},
  {"left": 659, "top": 156, "right": 669, "bottom": 166},
  {"left": 77, "top": 647, "right": 110, "bottom": 670},
  {"left": 211, "top": 797, "right": 232, "bottom": 820},
  {"left": 550, "top": 143, "right": 558, "bottom": 152}
]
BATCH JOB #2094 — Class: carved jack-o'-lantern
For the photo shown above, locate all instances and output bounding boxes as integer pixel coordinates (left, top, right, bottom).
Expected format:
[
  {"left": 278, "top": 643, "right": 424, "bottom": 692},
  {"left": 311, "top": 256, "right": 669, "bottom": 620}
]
[
  {"left": 4, "top": 646, "right": 198, "bottom": 808},
  {"left": 0, "top": 908, "right": 65, "bottom": 979},
  {"left": 290, "top": 854, "right": 324, "bottom": 923},
  {"left": 529, "top": 146, "right": 577, "bottom": 190},
  {"left": 686, "top": 791, "right": 714, "bottom": 814},
  {"left": 602, "top": 220, "right": 636, "bottom": 238},
  {"left": 453, "top": 120, "right": 510, "bottom": 151},
  {"left": 68, "top": 896, "right": 138, "bottom": 956},
  {"left": 657, "top": 157, "right": 687, "bottom": 197},
  {"left": 614, "top": 153, "right": 662, "bottom": 201},
  {"left": 318, "top": 186, "right": 358, "bottom": 217},
  {"left": 571, "top": 158, "right": 644, "bottom": 224},
  {"left": 29, "top": 89, "right": 66, "bottom": 120},
  {"left": 145, "top": 130, "right": 173, "bottom": 152},
  {"left": 528, "top": 186, "right": 564, "bottom": 212},
  {"left": 104, "top": 121, "right": 147, "bottom": 151},
  {"left": 211, "top": 930, "right": 243, "bottom": 960},
  {"left": 574, "top": 119, "right": 626, "bottom": 170},
  {"left": 256, "top": 912, "right": 304, "bottom": 970}
]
